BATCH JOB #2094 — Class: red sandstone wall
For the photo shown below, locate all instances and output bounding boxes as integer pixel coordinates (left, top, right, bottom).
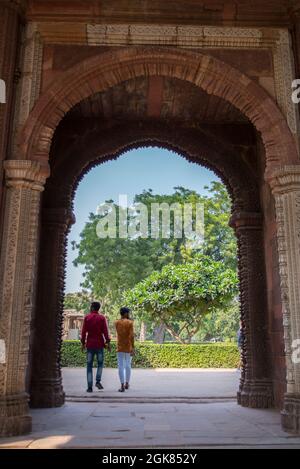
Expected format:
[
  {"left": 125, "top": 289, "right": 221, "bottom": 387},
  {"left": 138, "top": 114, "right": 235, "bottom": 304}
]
[{"left": 40, "top": 45, "right": 275, "bottom": 96}]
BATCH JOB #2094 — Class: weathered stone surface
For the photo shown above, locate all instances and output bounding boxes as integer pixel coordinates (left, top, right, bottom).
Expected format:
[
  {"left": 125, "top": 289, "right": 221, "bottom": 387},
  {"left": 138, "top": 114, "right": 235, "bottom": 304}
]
[
  {"left": 0, "top": 160, "right": 49, "bottom": 437},
  {"left": 267, "top": 166, "right": 300, "bottom": 433},
  {"left": 26, "top": 0, "right": 292, "bottom": 27},
  {"left": 30, "top": 208, "right": 75, "bottom": 408}
]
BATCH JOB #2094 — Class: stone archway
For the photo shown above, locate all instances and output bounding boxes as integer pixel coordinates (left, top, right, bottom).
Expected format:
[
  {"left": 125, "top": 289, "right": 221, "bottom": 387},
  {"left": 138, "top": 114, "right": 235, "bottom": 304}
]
[
  {"left": 30, "top": 121, "right": 272, "bottom": 413},
  {"left": 0, "top": 47, "right": 300, "bottom": 436}
]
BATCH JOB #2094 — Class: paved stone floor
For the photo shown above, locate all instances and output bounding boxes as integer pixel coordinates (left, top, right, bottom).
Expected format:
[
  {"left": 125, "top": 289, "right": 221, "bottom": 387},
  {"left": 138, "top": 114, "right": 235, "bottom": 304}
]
[
  {"left": 1, "top": 401, "right": 300, "bottom": 448},
  {"left": 1, "top": 370, "right": 300, "bottom": 448},
  {"left": 63, "top": 367, "right": 239, "bottom": 400}
]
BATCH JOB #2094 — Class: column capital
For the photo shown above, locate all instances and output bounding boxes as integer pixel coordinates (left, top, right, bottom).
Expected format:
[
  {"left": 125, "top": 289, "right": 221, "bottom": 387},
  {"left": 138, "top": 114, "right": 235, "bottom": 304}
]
[
  {"left": 229, "top": 211, "right": 262, "bottom": 230},
  {"left": 4, "top": 160, "right": 50, "bottom": 191},
  {"left": 266, "top": 165, "right": 300, "bottom": 195}
]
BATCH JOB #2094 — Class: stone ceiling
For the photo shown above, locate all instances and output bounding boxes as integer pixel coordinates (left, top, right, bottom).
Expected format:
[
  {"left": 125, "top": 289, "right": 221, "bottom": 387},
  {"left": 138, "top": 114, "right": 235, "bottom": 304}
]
[{"left": 65, "top": 76, "right": 249, "bottom": 125}]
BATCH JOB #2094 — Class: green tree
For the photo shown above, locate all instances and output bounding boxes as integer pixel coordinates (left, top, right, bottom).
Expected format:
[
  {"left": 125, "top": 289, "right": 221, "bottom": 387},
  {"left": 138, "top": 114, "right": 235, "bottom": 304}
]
[
  {"left": 72, "top": 207, "right": 156, "bottom": 319},
  {"left": 64, "top": 290, "right": 91, "bottom": 313},
  {"left": 124, "top": 255, "right": 238, "bottom": 343},
  {"left": 72, "top": 182, "right": 237, "bottom": 326},
  {"left": 194, "top": 299, "right": 240, "bottom": 343},
  {"left": 202, "top": 182, "right": 237, "bottom": 269}
]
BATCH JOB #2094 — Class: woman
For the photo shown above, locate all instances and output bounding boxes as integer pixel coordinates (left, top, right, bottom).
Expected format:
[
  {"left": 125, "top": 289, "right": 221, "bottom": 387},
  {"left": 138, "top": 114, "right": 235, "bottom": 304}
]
[{"left": 115, "top": 307, "right": 135, "bottom": 392}]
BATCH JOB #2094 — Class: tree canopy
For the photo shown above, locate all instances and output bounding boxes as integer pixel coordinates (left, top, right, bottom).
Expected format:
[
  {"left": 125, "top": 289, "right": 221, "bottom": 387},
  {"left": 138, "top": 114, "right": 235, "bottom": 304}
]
[
  {"left": 69, "top": 181, "right": 239, "bottom": 340},
  {"left": 72, "top": 182, "right": 236, "bottom": 306},
  {"left": 124, "top": 255, "right": 238, "bottom": 343},
  {"left": 64, "top": 291, "right": 92, "bottom": 313}
]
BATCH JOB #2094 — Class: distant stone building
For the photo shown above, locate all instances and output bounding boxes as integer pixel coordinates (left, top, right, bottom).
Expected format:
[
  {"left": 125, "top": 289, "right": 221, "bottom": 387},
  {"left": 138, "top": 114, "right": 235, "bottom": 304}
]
[{"left": 62, "top": 310, "right": 85, "bottom": 340}]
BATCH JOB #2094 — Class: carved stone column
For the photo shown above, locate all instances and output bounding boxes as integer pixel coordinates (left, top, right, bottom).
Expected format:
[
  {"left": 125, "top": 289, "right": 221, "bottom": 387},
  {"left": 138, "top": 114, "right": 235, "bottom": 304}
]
[
  {"left": 0, "top": 159, "right": 48, "bottom": 436},
  {"left": 230, "top": 211, "right": 274, "bottom": 408},
  {"left": 268, "top": 165, "right": 300, "bottom": 434},
  {"left": 0, "top": 1, "right": 26, "bottom": 212},
  {"left": 30, "top": 207, "right": 75, "bottom": 408}
]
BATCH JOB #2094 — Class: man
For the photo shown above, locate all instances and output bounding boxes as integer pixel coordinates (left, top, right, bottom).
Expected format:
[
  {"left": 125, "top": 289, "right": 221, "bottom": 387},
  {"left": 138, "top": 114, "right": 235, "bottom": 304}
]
[
  {"left": 115, "top": 307, "right": 135, "bottom": 392},
  {"left": 81, "top": 301, "right": 111, "bottom": 392}
]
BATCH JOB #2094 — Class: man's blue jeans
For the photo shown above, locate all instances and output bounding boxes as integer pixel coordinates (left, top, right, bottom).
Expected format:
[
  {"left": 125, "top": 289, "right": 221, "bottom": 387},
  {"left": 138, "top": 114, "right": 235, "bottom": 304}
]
[{"left": 87, "top": 349, "right": 104, "bottom": 389}]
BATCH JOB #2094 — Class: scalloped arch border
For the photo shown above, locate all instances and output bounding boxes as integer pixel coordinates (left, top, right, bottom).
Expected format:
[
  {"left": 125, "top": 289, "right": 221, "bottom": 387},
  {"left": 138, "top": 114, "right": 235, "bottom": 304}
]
[{"left": 45, "top": 120, "right": 260, "bottom": 215}]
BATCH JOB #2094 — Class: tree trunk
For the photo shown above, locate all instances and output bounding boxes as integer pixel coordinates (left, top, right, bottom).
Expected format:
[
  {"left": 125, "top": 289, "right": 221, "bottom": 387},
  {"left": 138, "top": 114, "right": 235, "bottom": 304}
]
[
  {"left": 139, "top": 321, "right": 147, "bottom": 342},
  {"left": 164, "top": 324, "right": 186, "bottom": 344},
  {"left": 153, "top": 323, "right": 166, "bottom": 344}
]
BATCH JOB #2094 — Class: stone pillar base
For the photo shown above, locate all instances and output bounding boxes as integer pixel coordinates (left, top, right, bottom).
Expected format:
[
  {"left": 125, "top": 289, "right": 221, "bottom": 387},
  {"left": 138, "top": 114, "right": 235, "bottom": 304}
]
[
  {"left": 0, "top": 393, "right": 32, "bottom": 437},
  {"left": 281, "top": 394, "right": 300, "bottom": 434},
  {"left": 238, "top": 379, "right": 274, "bottom": 408},
  {"left": 30, "top": 378, "right": 65, "bottom": 408}
]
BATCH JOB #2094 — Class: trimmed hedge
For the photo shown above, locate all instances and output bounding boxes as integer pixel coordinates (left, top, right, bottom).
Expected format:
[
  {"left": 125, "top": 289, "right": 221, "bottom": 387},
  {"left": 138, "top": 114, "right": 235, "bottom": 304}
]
[{"left": 61, "top": 341, "right": 239, "bottom": 368}]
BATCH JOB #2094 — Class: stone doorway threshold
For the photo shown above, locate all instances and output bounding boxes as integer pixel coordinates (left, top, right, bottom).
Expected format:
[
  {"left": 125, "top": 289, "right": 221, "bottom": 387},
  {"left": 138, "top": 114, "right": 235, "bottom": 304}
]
[{"left": 66, "top": 395, "right": 236, "bottom": 404}]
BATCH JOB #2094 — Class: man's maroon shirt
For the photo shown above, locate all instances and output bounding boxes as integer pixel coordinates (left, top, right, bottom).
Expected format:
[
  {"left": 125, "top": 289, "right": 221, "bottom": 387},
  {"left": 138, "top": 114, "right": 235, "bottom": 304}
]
[{"left": 81, "top": 311, "right": 110, "bottom": 350}]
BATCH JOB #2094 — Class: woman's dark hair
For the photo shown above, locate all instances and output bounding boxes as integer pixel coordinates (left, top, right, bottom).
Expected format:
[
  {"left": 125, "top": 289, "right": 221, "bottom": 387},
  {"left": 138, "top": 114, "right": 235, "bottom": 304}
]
[
  {"left": 91, "top": 301, "right": 101, "bottom": 311},
  {"left": 120, "top": 307, "right": 130, "bottom": 316}
]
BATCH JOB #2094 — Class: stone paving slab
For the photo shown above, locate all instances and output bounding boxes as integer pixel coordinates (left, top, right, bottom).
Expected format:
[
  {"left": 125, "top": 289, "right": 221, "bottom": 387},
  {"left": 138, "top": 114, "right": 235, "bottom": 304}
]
[
  {"left": 1, "top": 401, "right": 300, "bottom": 449},
  {"left": 63, "top": 368, "right": 239, "bottom": 399}
]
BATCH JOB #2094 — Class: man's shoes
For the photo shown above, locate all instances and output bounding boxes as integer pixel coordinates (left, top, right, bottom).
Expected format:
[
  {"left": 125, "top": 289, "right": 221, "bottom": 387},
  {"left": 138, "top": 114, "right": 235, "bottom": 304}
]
[
  {"left": 86, "top": 387, "right": 93, "bottom": 393},
  {"left": 96, "top": 382, "right": 104, "bottom": 390}
]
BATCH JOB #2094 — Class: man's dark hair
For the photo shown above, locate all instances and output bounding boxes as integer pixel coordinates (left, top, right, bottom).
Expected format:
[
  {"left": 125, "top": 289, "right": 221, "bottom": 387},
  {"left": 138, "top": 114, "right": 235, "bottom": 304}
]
[
  {"left": 120, "top": 307, "right": 130, "bottom": 317},
  {"left": 91, "top": 301, "right": 101, "bottom": 311}
]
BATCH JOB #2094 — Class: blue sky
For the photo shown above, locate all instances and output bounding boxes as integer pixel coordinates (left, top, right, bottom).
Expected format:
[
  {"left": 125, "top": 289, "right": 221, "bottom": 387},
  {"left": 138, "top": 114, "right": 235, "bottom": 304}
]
[{"left": 65, "top": 147, "right": 218, "bottom": 292}]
